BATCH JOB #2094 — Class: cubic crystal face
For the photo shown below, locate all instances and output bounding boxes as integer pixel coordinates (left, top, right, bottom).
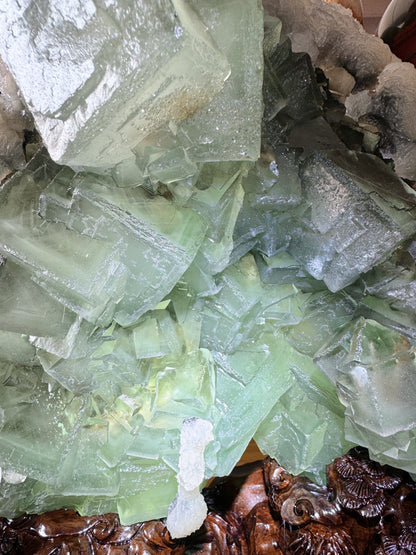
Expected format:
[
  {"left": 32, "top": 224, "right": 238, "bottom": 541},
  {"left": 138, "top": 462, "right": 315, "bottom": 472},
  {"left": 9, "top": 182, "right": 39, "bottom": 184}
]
[
  {"left": 287, "top": 150, "right": 416, "bottom": 292},
  {"left": 0, "top": 1, "right": 416, "bottom": 528},
  {"left": 0, "top": 0, "right": 230, "bottom": 170},
  {"left": 315, "top": 318, "right": 416, "bottom": 474}
]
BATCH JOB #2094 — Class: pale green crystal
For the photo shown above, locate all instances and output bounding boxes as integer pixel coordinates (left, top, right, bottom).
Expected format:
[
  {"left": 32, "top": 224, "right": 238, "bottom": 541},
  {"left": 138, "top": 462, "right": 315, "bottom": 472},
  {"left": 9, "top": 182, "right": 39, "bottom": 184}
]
[
  {"left": 40, "top": 169, "right": 207, "bottom": 326},
  {"left": 0, "top": 362, "right": 86, "bottom": 483},
  {"left": 255, "top": 338, "right": 353, "bottom": 483},
  {"left": 177, "top": 0, "right": 264, "bottom": 163},
  {"left": 132, "top": 0, "right": 264, "bottom": 182},
  {"left": 285, "top": 290, "right": 357, "bottom": 357},
  {"left": 287, "top": 150, "right": 416, "bottom": 292},
  {"left": 0, "top": 6, "right": 416, "bottom": 527},
  {"left": 209, "top": 332, "right": 293, "bottom": 476},
  {"left": 0, "top": 258, "right": 94, "bottom": 359},
  {"left": 200, "top": 254, "right": 299, "bottom": 354},
  {"left": 0, "top": 0, "right": 230, "bottom": 170},
  {"left": 363, "top": 254, "right": 416, "bottom": 316},
  {"left": 232, "top": 150, "right": 302, "bottom": 260},
  {"left": 315, "top": 318, "right": 416, "bottom": 473},
  {"left": 0, "top": 153, "right": 127, "bottom": 326},
  {"left": 0, "top": 332, "right": 37, "bottom": 367},
  {"left": 117, "top": 460, "right": 177, "bottom": 524},
  {"left": 188, "top": 163, "right": 247, "bottom": 275}
]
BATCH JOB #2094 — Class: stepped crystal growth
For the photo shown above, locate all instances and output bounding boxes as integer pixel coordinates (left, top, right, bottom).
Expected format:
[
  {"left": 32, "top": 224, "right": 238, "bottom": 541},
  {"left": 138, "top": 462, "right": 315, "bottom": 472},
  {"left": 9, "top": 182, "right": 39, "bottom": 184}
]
[{"left": 0, "top": 0, "right": 415, "bottom": 528}]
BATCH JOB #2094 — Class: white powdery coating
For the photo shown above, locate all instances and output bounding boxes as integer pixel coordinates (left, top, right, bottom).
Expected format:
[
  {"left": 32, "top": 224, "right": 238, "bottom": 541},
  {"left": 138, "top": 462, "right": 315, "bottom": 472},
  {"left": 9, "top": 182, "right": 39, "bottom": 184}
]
[
  {"left": 344, "top": 90, "right": 372, "bottom": 120},
  {"left": 263, "top": 0, "right": 416, "bottom": 181},
  {"left": 166, "top": 418, "right": 213, "bottom": 539},
  {"left": 346, "top": 62, "right": 416, "bottom": 180},
  {"left": 375, "top": 62, "right": 416, "bottom": 139},
  {"left": 263, "top": 0, "right": 398, "bottom": 84}
]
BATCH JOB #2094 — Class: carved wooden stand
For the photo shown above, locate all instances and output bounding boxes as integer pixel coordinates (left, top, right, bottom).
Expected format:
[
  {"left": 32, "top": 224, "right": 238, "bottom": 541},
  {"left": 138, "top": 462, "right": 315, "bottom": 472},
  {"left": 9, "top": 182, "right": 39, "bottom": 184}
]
[{"left": 1, "top": 448, "right": 415, "bottom": 554}]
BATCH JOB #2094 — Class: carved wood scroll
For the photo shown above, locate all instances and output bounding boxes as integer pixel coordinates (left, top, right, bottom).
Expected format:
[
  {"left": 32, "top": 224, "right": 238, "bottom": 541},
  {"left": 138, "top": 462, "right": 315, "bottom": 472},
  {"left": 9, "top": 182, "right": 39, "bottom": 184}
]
[{"left": 1, "top": 448, "right": 415, "bottom": 554}]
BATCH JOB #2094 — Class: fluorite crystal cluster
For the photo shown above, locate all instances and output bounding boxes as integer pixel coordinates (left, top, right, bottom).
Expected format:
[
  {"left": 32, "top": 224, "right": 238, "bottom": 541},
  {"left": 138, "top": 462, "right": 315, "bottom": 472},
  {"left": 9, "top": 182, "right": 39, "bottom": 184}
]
[{"left": 0, "top": 0, "right": 415, "bottom": 532}]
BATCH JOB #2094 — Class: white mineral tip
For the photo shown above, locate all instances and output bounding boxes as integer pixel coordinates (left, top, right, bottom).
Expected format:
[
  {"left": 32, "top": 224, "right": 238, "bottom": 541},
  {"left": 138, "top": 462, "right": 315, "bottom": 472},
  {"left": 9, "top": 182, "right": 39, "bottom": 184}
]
[
  {"left": 166, "top": 417, "right": 214, "bottom": 539},
  {"left": 1, "top": 468, "right": 26, "bottom": 484}
]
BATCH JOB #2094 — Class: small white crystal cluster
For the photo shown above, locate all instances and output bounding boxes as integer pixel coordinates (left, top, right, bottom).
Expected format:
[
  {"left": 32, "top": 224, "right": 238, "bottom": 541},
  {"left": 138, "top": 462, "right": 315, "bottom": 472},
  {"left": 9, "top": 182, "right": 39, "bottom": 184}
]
[{"left": 166, "top": 418, "right": 213, "bottom": 539}]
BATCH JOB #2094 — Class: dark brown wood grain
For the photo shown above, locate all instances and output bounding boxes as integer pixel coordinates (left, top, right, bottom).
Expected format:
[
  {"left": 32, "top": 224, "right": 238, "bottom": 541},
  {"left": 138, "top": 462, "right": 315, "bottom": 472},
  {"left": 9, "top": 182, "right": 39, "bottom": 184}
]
[{"left": 1, "top": 448, "right": 415, "bottom": 554}]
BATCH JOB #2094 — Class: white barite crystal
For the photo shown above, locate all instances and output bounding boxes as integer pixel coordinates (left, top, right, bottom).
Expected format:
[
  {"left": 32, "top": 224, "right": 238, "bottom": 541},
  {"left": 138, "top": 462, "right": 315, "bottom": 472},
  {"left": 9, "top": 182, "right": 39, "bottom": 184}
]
[
  {"left": 263, "top": 0, "right": 416, "bottom": 180},
  {"left": 346, "top": 62, "right": 416, "bottom": 180},
  {"left": 166, "top": 418, "right": 213, "bottom": 539},
  {"left": 0, "top": 0, "right": 229, "bottom": 170},
  {"left": 264, "top": 0, "right": 398, "bottom": 85}
]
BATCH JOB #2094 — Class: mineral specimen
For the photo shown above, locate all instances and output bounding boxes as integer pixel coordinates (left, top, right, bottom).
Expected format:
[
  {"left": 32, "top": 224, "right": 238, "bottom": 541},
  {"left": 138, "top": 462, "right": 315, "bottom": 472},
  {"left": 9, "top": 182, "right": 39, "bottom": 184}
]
[
  {"left": 0, "top": 0, "right": 415, "bottom": 534},
  {"left": 0, "top": 0, "right": 263, "bottom": 172},
  {"left": 166, "top": 418, "right": 213, "bottom": 538}
]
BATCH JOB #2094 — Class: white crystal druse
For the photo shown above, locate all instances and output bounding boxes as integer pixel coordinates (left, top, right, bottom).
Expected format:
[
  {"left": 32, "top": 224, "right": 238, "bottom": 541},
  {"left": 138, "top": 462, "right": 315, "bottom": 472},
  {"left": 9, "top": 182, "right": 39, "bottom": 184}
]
[{"left": 166, "top": 418, "right": 213, "bottom": 539}]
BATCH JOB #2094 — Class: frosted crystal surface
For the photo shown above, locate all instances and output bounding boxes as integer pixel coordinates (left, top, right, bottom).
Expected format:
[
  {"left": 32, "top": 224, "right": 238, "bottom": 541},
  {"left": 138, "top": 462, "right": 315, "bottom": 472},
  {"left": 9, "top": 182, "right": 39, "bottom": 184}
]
[
  {"left": 255, "top": 337, "right": 353, "bottom": 483},
  {"left": 0, "top": 0, "right": 230, "bottom": 170},
  {"left": 315, "top": 319, "right": 416, "bottom": 472},
  {"left": 0, "top": 154, "right": 128, "bottom": 326},
  {"left": 166, "top": 418, "right": 213, "bottom": 538},
  {"left": 232, "top": 150, "right": 302, "bottom": 260},
  {"left": 346, "top": 62, "right": 416, "bottom": 180},
  {"left": 287, "top": 150, "right": 416, "bottom": 291},
  {"left": 39, "top": 170, "right": 207, "bottom": 326},
  {"left": 363, "top": 254, "right": 416, "bottom": 318},
  {"left": 1, "top": 4, "right": 416, "bottom": 529},
  {"left": 132, "top": 0, "right": 264, "bottom": 173},
  {"left": 264, "top": 0, "right": 397, "bottom": 84},
  {"left": 179, "top": 0, "right": 263, "bottom": 163}
]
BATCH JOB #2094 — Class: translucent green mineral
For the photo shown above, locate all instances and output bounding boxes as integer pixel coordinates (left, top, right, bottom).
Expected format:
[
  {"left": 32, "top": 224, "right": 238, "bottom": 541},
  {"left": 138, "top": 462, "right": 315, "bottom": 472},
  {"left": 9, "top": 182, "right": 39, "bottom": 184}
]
[
  {"left": 315, "top": 318, "right": 416, "bottom": 474},
  {"left": 0, "top": 0, "right": 231, "bottom": 171},
  {"left": 0, "top": 2, "right": 416, "bottom": 527}
]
